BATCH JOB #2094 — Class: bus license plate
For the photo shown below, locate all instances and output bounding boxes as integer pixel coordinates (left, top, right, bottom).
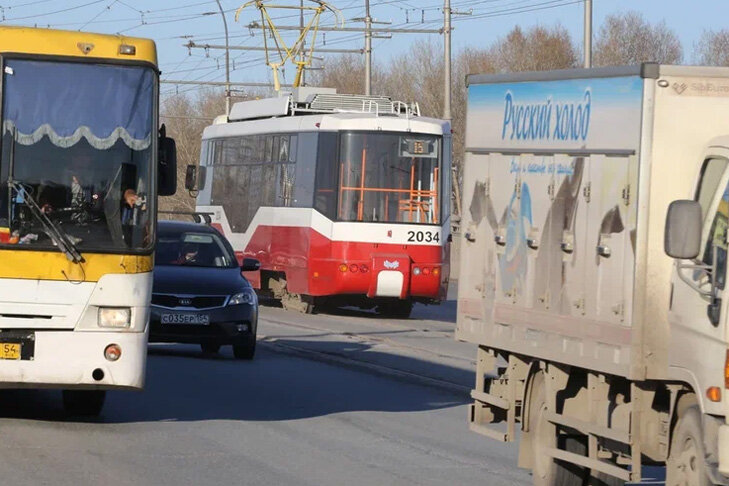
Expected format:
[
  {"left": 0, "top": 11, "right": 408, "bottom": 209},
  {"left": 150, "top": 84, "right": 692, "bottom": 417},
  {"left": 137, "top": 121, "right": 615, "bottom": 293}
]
[
  {"left": 161, "top": 314, "right": 210, "bottom": 325},
  {"left": 0, "top": 343, "right": 20, "bottom": 360}
]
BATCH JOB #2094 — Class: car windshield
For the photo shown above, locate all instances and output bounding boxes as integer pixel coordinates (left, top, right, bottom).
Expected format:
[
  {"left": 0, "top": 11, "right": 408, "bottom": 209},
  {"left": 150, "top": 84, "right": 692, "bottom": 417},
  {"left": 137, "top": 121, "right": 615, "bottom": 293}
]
[
  {"left": 337, "top": 132, "right": 441, "bottom": 224},
  {"left": 156, "top": 232, "right": 237, "bottom": 268},
  {"left": 0, "top": 59, "right": 156, "bottom": 252}
]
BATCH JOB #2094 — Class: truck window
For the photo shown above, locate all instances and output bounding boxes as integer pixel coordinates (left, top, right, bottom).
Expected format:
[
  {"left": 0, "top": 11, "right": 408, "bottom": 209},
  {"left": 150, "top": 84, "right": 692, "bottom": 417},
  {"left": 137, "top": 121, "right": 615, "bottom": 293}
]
[
  {"left": 696, "top": 158, "right": 728, "bottom": 220},
  {"left": 702, "top": 173, "right": 729, "bottom": 289}
]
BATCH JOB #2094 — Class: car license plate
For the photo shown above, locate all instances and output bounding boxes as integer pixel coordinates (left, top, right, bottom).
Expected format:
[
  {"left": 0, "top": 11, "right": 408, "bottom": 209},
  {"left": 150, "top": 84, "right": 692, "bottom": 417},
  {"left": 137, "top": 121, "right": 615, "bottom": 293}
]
[
  {"left": 0, "top": 343, "right": 20, "bottom": 360},
  {"left": 161, "top": 313, "right": 210, "bottom": 325}
]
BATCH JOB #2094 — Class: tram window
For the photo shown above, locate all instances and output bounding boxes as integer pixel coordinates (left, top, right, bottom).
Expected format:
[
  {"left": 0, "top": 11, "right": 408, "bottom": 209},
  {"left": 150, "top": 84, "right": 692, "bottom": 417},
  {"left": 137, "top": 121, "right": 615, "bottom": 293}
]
[
  {"left": 337, "top": 132, "right": 441, "bottom": 225},
  {"left": 315, "top": 133, "right": 339, "bottom": 219},
  {"left": 210, "top": 133, "right": 300, "bottom": 231}
]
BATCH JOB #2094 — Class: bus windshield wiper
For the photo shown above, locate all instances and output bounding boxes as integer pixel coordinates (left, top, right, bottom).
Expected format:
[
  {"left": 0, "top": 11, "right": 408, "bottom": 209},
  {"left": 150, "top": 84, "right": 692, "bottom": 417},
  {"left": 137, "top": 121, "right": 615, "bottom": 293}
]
[{"left": 9, "top": 181, "right": 85, "bottom": 264}]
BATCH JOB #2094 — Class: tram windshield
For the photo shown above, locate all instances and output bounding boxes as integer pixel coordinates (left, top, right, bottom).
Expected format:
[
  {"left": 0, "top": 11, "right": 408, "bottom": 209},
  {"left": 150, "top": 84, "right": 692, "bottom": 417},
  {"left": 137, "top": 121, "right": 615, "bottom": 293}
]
[{"left": 337, "top": 132, "right": 441, "bottom": 225}]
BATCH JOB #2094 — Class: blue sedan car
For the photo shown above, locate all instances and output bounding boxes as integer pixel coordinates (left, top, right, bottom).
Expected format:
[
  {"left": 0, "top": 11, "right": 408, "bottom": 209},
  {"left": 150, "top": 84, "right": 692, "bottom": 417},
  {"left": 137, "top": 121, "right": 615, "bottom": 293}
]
[{"left": 149, "top": 220, "right": 260, "bottom": 359}]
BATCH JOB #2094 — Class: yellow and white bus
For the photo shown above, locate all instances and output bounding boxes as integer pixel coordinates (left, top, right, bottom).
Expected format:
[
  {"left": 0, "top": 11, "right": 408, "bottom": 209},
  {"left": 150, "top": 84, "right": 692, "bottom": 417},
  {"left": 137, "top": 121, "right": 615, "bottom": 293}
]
[{"left": 0, "top": 27, "right": 176, "bottom": 415}]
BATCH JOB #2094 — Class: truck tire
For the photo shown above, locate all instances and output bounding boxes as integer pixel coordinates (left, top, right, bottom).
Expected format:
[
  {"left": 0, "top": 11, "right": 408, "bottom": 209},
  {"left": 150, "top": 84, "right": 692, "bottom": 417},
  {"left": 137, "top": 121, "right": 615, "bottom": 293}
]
[
  {"left": 62, "top": 390, "right": 106, "bottom": 417},
  {"left": 530, "top": 374, "right": 587, "bottom": 486},
  {"left": 666, "top": 406, "right": 712, "bottom": 486}
]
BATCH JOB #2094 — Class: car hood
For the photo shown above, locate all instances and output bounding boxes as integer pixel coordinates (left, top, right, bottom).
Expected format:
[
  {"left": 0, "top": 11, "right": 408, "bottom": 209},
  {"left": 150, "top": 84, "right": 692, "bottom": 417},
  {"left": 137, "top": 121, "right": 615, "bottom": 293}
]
[{"left": 153, "top": 265, "right": 249, "bottom": 296}]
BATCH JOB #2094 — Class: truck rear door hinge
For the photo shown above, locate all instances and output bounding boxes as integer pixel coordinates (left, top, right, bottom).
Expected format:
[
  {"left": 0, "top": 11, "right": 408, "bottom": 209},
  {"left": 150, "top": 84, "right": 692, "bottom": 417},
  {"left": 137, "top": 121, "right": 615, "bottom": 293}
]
[
  {"left": 622, "top": 185, "right": 631, "bottom": 206},
  {"left": 583, "top": 182, "right": 591, "bottom": 202}
]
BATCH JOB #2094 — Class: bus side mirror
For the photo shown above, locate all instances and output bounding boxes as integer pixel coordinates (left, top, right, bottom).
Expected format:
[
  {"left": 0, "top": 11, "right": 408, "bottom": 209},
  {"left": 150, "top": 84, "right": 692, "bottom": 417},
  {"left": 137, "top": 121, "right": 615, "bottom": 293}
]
[
  {"left": 241, "top": 258, "right": 261, "bottom": 272},
  {"left": 185, "top": 165, "right": 207, "bottom": 191},
  {"left": 665, "top": 200, "right": 702, "bottom": 259},
  {"left": 158, "top": 136, "right": 177, "bottom": 197}
]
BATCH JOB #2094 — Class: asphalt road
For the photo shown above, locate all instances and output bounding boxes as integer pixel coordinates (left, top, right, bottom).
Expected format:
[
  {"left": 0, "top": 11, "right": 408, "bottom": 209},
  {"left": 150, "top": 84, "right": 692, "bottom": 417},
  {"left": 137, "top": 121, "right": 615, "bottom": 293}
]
[{"left": 0, "top": 299, "right": 531, "bottom": 486}]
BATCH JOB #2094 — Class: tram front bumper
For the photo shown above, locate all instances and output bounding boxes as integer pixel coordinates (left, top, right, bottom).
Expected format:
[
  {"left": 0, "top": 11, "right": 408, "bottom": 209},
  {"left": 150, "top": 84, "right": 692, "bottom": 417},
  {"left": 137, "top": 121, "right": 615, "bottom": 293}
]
[{"left": 0, "top": 329, "right": 147, "bottom": 390}]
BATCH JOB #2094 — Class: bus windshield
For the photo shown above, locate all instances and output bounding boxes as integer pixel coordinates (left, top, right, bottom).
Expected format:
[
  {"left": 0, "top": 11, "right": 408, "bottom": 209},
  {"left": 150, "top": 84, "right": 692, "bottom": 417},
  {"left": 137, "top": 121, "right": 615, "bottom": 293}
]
[
  {"left": 0, "top": 59, "right": 156, "bottom": 252},
  {"left": 337, "top": 132, "right": 441, "bottom": 224}
]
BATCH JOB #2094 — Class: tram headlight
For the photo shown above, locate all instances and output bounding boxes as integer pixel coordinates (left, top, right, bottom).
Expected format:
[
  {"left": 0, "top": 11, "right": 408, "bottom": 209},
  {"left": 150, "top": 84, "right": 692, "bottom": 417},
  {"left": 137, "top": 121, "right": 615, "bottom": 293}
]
[{"left": 98, "top": 307, "right": 131, "bottom": 328}]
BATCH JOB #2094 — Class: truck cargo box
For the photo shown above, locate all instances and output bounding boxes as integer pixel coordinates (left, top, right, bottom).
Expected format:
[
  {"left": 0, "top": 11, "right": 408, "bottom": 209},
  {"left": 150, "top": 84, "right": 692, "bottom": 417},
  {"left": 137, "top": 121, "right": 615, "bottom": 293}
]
[{"left": 457, "top": 64, "right": 729, "bottom": 382}]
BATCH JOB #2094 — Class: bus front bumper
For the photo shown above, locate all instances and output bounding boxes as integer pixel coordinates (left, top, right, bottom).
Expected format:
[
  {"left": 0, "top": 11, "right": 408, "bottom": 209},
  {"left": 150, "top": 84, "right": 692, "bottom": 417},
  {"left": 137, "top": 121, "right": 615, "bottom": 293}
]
[{"left": 0, "top": 329, "right": 147, "bottom": 390}]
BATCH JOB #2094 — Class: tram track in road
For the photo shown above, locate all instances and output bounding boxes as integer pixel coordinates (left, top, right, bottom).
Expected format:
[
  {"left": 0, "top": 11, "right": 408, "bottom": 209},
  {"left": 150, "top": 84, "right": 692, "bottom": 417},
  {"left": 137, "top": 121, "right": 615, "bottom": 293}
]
[{"left": 258, "top": 311, "right": 475, "bottom": 366}]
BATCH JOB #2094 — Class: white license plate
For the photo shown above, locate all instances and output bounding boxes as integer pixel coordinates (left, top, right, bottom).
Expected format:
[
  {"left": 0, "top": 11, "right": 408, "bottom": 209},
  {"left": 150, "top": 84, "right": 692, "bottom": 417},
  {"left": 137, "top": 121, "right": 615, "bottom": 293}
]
[{"left": 161, "top": 313, "right": 210, "bottom": 325}]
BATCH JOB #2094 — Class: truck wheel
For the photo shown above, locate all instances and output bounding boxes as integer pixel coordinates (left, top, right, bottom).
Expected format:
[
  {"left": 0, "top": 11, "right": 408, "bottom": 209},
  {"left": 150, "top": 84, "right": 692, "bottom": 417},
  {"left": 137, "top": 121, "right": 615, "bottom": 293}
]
[
  {"left": 62, "top": 390, "right": 106, "bottom": 417},
  {"left": 377, "top": 301, "right": 413, "bottom": 319},
  {"left": 530, "top": 374, "right": 586, "bottom": 486},
  {"left": 666, "top": 406, "right": 712, "bottom": 486}
]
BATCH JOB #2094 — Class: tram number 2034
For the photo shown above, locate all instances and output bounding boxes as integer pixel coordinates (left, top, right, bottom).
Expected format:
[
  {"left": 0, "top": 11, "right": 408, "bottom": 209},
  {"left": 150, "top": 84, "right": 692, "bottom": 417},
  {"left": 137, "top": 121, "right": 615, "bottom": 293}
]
[{"left": 407, "top": 230, "right": 440, "bottom": 243}]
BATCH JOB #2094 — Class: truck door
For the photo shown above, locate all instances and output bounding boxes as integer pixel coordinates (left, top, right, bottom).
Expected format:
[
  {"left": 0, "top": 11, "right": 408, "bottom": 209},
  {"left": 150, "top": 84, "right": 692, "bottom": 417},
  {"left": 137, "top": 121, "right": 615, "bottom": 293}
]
[
  {"left": 583, "top": 154, "right": 633, "bottom": 325},
  {"left": 668, "top": 155, "right": 729, "bottom": 395}
]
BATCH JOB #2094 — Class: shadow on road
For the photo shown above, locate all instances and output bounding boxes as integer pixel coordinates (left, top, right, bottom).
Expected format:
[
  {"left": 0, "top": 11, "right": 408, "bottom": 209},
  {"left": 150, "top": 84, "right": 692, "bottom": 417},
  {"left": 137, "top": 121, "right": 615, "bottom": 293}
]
[
  {"left": 0, "top": 340, "right": 469, "bottom": 424},
  {"left": 259, "top": 298, "right": 457, "bottom": 325}
]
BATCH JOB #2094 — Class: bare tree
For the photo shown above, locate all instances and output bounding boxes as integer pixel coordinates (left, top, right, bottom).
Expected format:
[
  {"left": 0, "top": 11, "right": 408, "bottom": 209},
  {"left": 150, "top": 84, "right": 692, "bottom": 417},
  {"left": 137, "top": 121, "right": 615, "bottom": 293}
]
[
  {"left": 594, "top": 11, "right": 682, "bottom": 66},
  {"left": 381, "top": 39, "right": 445, "bottom": 118},
  {"left": 312, "top": 54, "right": 385, "bottom": 95},
  {"left": 491, "top": 25, "right": 578, "bottom": 73},
  {"left": 695, "top": 29, "right": 729, "bottom": 66},
  {"left": 159, "top": 89, "right": 248, "bottom": 212}
]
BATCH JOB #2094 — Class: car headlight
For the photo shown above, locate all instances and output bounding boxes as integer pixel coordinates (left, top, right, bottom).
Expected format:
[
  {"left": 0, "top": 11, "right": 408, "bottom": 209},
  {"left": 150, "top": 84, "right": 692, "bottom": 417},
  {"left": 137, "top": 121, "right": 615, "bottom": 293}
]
[
  {"left": 98, "top": 307, "right": 131, "bottom": 328},
  {"left": 228, "top": 289, "right": 256, "bottom": 306}
]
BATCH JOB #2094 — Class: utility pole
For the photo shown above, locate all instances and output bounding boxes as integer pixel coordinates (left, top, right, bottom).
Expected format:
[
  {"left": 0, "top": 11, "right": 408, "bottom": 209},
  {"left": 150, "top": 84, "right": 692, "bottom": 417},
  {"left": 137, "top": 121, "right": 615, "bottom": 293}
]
[
  {"left": 215, "top": 0, "right": 231, "bottom": 117},
  {"left": 583, "top": 0, "right": 592, "bottom": 68},
  {"left": 443, "top": 0, "right": 451, "bottom": 120},
  {"left": 364, "top": 0, "right": 372, "bottom": 95},
  {"left": 300, "top": 0, "right": 306, "bottom": 86}
]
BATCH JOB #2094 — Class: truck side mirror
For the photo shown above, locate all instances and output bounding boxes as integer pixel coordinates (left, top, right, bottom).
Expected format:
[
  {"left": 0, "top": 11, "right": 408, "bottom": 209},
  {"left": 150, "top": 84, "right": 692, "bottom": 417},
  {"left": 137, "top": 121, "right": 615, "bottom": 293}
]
[
  {"left": 664, "top": 200, "right": 702, "bottom": 259},
  {"left": 158, "top": 136, "right": 177, "bottom": 197},
  {"left": 241, "top": 258, "right": 261, "bottom": 272}
]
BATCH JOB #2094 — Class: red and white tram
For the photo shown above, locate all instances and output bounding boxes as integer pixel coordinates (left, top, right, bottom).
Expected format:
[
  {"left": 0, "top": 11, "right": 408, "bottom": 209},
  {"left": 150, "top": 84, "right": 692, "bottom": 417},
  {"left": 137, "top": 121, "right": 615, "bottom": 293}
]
[{"left": 188, "top": 88, "right": 451, "bottom": 317}]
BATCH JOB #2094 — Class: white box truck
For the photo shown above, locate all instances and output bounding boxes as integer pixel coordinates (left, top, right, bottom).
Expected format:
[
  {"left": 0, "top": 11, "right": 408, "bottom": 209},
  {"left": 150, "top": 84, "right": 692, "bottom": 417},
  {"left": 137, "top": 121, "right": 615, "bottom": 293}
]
[{"left": 457, "top": 64, "right": 729, "bottom": 485}]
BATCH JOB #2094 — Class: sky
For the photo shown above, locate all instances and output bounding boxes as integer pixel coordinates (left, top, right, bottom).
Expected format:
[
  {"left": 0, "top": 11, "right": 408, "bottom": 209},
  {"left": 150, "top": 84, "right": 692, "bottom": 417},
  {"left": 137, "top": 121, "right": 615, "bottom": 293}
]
[{"left": 1, "top": 0, "right": 728, "bottom": 98}]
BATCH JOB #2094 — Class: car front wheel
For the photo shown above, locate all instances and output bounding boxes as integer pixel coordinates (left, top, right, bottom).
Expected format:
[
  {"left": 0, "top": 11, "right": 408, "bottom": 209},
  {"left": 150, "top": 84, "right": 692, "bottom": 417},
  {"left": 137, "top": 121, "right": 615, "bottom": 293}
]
[{"left": 233, "top": 334, "right": 256, "bottom": 360}]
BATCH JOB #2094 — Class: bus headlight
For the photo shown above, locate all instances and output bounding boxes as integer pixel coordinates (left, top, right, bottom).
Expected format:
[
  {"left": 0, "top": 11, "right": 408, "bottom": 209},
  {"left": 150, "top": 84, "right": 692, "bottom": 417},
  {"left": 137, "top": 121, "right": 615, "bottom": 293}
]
[
  {"left": 229, "top": 289, "right": 256, "bottom": 306},
  {"left": 98, "top": 307, "right": 131, "bottom": 328}
]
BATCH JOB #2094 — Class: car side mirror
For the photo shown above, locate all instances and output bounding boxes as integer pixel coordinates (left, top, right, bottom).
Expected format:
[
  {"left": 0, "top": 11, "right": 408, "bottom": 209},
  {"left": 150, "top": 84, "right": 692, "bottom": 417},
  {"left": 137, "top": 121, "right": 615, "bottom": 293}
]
[
  {"left": 185, "top": 165, "right": 207, "bottom": 191},
  {"left": 664, "top": 200, "right": 702, "bottom": 259},
  {"left": 158, "top": 128, "right": 177, "bottom": 197},
  {"left": 241, "top": 258, "right": 261, "bottom": 272}
]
